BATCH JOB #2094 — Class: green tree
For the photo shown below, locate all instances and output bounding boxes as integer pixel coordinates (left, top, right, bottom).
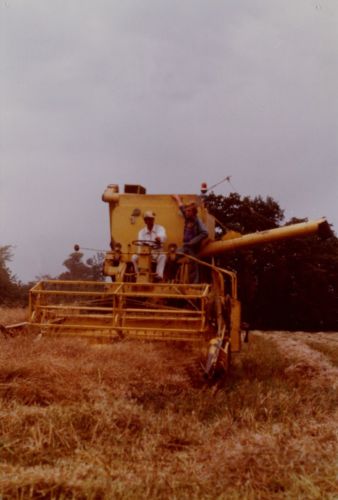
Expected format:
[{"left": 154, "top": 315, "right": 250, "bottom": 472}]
[
  {"left": 205, "top": 193, "right": 338, "bottom": 331},
  {"left": 0, "top": 245, "right": 26, "bottom": 305},
  {"left": 205, "top": 192, "right": 284, "bottom": 234},
  {"left": 58, "top": 251, "right": 105, "bottom": 281}
]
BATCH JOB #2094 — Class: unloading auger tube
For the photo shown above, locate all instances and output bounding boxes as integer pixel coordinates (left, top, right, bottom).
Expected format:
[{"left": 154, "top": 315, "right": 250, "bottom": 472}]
[
  {"left": 198, "top": 218, "right": 331, "bottom": 258},
  {"left": 195, "top": 217, "right": 331, "bottom": 378},
  {"left": 28, "top": 183, "right": 331, "bottom": 381}
]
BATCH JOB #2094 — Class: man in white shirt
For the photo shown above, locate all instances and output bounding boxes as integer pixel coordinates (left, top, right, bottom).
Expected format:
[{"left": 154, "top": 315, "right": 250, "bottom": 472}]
[{"left": 131, "top": 210, "right": 167, "bottom": 280}]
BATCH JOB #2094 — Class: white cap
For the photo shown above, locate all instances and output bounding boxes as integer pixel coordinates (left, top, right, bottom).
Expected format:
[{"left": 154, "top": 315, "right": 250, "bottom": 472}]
[{"left": 143, "top": 210, "right": 156, "bottom": 219}]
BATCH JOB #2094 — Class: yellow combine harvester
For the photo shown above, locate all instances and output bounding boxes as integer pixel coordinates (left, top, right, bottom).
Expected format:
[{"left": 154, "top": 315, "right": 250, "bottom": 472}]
[{"left": 29, "top": 184, "right": 329, "bottom": 378}]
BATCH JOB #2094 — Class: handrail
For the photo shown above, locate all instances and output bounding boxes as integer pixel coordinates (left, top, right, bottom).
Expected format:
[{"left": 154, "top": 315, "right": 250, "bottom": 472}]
[{"left": 178, "top": 252, "right": 238, "bottom": 299}]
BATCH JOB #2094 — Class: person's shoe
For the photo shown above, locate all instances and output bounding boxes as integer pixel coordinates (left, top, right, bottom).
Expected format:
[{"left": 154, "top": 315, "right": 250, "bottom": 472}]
[{"left": 153, "top": 275, "right": 163, "bottom": 283}]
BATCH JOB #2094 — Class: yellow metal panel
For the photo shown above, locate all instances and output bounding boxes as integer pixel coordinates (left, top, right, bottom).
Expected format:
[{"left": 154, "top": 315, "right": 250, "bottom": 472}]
[
  {"left": 230, "top": 298, "right": 241, "bottom": 352},
  {"left": 105, "top": 193, "right": 214, "bottom": 257}
]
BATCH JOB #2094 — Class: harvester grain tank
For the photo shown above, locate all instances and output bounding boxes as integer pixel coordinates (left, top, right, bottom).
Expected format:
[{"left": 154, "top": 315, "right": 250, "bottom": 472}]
[{"left": 28, "top": 184, "right": 329, "bottom": 378}]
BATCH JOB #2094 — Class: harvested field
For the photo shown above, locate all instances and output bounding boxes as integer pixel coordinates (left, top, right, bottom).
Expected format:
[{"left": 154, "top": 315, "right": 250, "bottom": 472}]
[
  {"left": 0, "top": 307, "right": 28, "bottom": 327},
  {"left": 0, "top": 309, "right": 337, "bottom": 499}
]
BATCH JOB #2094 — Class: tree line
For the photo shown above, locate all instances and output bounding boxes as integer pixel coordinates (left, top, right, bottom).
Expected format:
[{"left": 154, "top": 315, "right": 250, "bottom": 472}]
[
  {"left": 204, "top": 192, "right": 338, "bottom": 331},
  {"left": 0, "top": 247, "right": 105, "bottom": 307},
  {"left": 1, "top": 192, "right": 337, "bottom": 330}
]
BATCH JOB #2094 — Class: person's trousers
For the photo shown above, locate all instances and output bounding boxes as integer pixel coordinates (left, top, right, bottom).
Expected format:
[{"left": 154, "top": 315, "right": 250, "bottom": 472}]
[{"left": 131, "top": 252, "right": 167, "bottom": 278}]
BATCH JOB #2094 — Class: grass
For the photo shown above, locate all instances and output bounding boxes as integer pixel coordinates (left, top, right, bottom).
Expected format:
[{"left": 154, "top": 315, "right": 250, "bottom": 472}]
[
  {"left": 0, "top": 306, "right": 28, "bottom": 326},
  {"left": 0, "top": 309, "right": 337, "bottom": 499},
  {"left": 305, "top": 339, "right": 338, "bottom": 367}
]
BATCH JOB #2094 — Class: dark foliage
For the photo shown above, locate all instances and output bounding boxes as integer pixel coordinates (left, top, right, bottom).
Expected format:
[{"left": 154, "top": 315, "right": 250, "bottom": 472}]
[
  {"left": 0, "top": 248, "right": 105, "bottom": 307},
  {"left": 58, "top": 251, "right": 105, "bottom": 281},
  {"left": 205, "top": 192, "right": 284, "bottom": 234},
  {"left": 205, "top": 193, "right": 338, "bottom": 331},
  {"left": 0, "top": 246, "right": 27, "bottom": 306}
]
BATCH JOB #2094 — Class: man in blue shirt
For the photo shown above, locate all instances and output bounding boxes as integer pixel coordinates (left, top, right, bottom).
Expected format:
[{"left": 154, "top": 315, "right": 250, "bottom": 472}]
[{"left": 172, "top": 195, "right": 208, "bottom": 283}]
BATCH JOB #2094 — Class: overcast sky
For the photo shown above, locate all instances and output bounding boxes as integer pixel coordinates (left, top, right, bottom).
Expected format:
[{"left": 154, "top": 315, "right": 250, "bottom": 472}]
[{"left": 1, "top": 0, "right": 337, "bottom": 282}]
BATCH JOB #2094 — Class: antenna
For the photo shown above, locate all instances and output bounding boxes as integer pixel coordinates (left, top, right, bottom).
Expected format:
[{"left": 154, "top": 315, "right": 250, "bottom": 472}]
[{"left": 200, "top": 175, "right": 235, "bottom": 193}]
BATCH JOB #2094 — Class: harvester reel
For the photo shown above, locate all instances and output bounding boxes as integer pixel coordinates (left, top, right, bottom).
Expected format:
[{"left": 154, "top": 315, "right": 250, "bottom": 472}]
[{"left": 132, "top": 240, "right": 160, "bottom": 249}]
